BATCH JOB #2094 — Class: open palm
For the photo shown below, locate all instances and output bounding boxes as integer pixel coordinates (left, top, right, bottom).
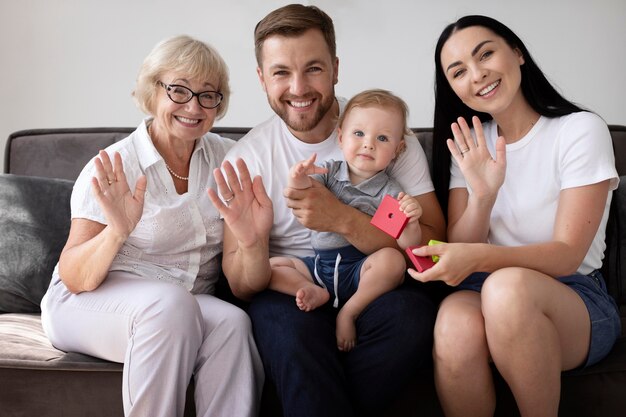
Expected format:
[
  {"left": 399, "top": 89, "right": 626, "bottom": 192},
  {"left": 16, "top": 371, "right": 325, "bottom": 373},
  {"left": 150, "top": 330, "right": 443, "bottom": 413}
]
[
  {"left": 447, "top": 116, "right": 506, "bottom": 200},
  {"left": 91, "top": 150, "right": 147, "bottom": 239},
  {"left": 208, "top": 158, "right": 273, "bottom": 248}
]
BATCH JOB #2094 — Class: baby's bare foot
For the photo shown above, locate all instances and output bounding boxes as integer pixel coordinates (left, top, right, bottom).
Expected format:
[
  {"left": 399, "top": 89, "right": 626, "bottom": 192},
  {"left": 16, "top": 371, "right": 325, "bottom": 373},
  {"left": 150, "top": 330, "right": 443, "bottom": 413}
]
[
  {"left": 296, "top": 286, "right": 329, "bottom": 312},
  {"left": 336, "top": 309, "right": 357, "bottom": 351}
]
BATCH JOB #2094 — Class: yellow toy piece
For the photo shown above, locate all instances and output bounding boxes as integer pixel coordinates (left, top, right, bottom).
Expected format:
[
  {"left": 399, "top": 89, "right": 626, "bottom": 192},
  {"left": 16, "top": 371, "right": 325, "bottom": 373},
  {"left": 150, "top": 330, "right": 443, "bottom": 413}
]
[{"left": 428, "top": 239, "right": 446, "bottom": 262}]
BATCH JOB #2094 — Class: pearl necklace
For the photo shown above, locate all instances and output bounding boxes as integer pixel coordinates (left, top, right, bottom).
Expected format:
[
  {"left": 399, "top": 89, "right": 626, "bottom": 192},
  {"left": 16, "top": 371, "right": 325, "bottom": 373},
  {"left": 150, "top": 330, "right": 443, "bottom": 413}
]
[
  {"left": 165, "top": 163, "right": 189, "bottom": 181},
  {"left": 148, "top": 122, "right": 189, "bottom": 181}
]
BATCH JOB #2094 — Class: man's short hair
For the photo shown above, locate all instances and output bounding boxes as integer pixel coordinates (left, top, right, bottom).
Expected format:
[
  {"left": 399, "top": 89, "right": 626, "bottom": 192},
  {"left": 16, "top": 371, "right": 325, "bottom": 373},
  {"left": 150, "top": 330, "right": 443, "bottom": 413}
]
[{"left": 254, "top": 4, "right": 336, "bottom": 67}]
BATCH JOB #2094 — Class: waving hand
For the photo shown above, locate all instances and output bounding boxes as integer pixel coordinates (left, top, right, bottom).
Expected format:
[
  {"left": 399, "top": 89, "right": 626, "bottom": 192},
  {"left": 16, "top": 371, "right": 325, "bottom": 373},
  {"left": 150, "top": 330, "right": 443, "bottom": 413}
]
[
  {"left": 446, "top": 116, "right": 506, "bottom": 201},
  {"left": 91, "top": 150, "right": 147, "bottom": 239}
]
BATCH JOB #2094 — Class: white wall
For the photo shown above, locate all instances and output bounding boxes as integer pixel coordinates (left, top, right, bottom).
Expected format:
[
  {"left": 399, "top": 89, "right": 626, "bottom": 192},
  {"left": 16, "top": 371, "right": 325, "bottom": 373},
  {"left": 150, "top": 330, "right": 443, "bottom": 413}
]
[{"left": 1, "top": 0, "right": 625, "bottom": 173}]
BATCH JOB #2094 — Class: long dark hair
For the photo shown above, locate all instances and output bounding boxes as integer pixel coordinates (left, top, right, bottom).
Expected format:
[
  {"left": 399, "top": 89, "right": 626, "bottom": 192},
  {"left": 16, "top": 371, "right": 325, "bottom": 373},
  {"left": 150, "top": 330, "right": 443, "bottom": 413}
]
[{"left": 432, "top": 15, "right": 583, "bottom": 213}]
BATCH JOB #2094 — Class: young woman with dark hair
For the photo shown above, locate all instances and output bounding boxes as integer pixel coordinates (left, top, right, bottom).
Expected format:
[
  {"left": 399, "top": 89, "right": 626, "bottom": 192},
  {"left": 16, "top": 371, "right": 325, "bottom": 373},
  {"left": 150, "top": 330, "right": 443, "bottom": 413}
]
[
  {"left": 432, "top": 15, "right": 583, "bottom": 213},
  {"left": 411, "top": 15, "right": 620, "bottom": 417}
]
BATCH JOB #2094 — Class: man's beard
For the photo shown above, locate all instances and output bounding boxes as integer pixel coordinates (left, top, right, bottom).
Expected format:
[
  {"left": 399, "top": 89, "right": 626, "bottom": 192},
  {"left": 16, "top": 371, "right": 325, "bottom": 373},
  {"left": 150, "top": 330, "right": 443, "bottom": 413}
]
[{"left": 270, "top": 92, "right": 335, "bottom": 133}]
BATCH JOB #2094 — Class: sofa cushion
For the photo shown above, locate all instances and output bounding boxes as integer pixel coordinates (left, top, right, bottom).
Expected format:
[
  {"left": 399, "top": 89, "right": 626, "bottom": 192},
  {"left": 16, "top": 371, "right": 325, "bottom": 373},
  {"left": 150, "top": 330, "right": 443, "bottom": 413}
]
[
  {"left": 0, "top": 313, "right": 122, "bottom": 371},
  {"left": 0, "top": 174, "right": 73, "bottom": 313}
]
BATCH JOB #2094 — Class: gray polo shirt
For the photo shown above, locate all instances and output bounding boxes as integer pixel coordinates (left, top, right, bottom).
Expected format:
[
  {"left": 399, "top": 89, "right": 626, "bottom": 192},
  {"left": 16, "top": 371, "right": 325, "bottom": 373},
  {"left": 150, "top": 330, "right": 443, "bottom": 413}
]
[{"left": 309, "top": 160, "right": 403, "bottom": 250}]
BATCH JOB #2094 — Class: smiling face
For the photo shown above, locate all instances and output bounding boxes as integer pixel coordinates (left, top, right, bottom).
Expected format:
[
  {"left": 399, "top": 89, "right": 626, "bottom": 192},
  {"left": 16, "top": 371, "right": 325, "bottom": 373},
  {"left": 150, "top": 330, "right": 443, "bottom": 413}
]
[
  {"left": 152, "top": 71, "right": 218, "bottom": 143},
  {"left": 338, "top": 105, "right": 404, "bottom": 184},
  {"left": 257, "top": 28, "right": 339, "bottom": 143},
  {"left": 440, "top": 26, "right": 526, "bottom": 118}
]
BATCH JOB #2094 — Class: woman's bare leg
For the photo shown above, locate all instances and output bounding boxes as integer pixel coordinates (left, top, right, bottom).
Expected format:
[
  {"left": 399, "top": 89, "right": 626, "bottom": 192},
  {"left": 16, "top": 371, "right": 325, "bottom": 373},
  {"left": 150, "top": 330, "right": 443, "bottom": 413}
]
[
  {"left": 482, "top": 267, "right": 590, "bottom": 417},
  {"left": 433, "top": 290, "right": 495, "bottom": 417}
]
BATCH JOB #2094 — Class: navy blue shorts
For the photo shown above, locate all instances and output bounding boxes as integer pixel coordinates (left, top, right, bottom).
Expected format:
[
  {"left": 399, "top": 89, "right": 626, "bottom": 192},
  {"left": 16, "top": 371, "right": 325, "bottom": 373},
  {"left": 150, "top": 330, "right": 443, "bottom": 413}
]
[
  {"left": 457, "top": 270, "right": 621, "bottom": 367},
  {"left": 301, "top": 245, "right": 367, "bottom": 306}
]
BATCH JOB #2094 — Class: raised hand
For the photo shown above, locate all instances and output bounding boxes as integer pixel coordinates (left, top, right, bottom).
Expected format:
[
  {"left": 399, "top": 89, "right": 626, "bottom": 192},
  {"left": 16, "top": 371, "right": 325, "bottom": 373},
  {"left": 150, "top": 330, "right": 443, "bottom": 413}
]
[
  {"left": 91, "top": 150, "right": 147, "bottom": 239},
  {"left": 446, "top": 116, "right": 506, "bottom": 201},
  {"left": 208, "top": 158, "right": 273, "bottom": 248},
  {"left": 288, "top": 153, "right": 329, "bottom": 190}
]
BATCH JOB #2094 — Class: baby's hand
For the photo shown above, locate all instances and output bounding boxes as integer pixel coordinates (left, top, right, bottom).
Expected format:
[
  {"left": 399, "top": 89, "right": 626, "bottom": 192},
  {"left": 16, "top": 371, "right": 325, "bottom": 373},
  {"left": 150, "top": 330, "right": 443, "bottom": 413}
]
[
  {"left": 398, "top": 192, "right": 422, "bottom": 223},
  {"left": 288, "top": 153, "right": 328, "bottom": 189}
]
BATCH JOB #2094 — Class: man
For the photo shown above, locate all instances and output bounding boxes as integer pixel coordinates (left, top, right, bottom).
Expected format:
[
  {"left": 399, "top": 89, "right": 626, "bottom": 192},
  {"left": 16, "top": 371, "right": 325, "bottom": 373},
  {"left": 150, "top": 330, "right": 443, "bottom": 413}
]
[{"left": 210, "top": 4, "right": 446, "bottom": 417}]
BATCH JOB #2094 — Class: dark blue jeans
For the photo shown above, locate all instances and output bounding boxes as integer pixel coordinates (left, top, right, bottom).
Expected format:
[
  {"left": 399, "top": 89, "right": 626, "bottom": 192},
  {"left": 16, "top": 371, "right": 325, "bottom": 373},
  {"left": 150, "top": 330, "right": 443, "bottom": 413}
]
[{"left": 249, "top": 281, "right": 437, "bottom": 417}]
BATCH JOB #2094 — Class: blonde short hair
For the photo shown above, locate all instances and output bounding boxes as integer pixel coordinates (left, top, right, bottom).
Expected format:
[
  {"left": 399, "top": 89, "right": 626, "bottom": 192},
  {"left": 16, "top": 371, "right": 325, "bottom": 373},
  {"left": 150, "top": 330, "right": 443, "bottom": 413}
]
[
  {"left": 338, "top": 89, "right": 412, "bottom": 135},
  {"left": 133, "top": 35, "right": 230, "bottom": 119}
]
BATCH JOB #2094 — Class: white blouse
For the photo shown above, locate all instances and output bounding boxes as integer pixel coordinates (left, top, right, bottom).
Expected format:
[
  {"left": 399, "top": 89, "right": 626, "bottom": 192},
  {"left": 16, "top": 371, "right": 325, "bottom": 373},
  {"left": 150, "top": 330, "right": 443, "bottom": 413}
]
[{"left": 63, "top": 119, "right": 234, "bottom": 294}]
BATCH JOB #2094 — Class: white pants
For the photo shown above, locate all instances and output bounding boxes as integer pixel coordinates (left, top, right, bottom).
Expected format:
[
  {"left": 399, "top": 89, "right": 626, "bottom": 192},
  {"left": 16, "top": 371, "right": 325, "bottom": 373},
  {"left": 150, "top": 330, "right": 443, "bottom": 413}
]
[{"left": 41, "top": 272, "right": 264, "bottom": 417}]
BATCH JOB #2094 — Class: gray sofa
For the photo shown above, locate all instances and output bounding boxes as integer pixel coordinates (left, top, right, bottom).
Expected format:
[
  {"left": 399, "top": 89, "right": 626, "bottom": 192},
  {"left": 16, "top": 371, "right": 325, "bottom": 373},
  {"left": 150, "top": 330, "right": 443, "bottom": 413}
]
[{"left": 1, "top": 126, "right": 625, "bottom": 417}]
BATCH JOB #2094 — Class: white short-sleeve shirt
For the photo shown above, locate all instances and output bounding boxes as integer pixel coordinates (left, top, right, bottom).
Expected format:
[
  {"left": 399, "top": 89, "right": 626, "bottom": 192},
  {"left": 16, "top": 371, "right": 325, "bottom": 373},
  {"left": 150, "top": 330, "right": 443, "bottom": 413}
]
[
  {"left": 450, "top": 112, "right": 618, "bottom": 274},
  {"left": 54, "top": 119, "right": 235, "bottom": 293},
  {"left": 225, "top": 97, "right": 434, "bottom": 258}
]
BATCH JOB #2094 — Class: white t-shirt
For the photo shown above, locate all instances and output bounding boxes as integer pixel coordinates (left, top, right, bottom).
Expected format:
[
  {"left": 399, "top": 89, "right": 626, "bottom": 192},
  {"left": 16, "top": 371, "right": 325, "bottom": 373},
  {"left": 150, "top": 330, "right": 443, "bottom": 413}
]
[
  {"left": 52, "top": 119, "right": 235, "bottom": 294},
  {"left": 224, "top": 98, "right": 434, "bottom": 258},
  {"left": 450, "top": 111, "right": 618, "bottom": 274}
]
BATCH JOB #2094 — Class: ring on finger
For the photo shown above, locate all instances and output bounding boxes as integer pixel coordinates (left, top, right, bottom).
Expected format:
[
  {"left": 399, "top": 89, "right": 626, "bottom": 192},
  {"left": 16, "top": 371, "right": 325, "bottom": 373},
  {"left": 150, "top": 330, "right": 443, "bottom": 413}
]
[
  {"left": 460, "top": 148, "right": 470, "bottom": 154},
  {"left": 223, "top": 194, "right": 235, "bottom": 203}
]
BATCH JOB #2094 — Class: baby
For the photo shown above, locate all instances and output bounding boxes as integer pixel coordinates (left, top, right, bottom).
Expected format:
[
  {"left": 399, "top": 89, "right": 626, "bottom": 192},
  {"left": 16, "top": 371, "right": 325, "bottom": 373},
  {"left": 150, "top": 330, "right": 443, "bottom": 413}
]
[{"left": 269, "top": 89, "right": 424, "bottom": 351}]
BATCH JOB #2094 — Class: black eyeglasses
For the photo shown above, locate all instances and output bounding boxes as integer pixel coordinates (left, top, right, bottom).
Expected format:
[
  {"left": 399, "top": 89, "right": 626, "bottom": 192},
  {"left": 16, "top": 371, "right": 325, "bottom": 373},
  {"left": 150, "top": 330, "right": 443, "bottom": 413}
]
[{"left": 157, "top": 81, "right": 223, "bottom": 109}]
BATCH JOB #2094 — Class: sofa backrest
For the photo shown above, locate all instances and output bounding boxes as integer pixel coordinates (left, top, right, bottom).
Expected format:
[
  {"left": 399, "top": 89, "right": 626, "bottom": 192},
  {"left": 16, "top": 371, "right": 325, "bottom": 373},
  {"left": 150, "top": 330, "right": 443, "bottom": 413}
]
[
  {"left": 4, "top": 127, "right": 250, "bottom": 181},
  {"left": 6, "top": 126, "right": 625, "bottom": 179}
]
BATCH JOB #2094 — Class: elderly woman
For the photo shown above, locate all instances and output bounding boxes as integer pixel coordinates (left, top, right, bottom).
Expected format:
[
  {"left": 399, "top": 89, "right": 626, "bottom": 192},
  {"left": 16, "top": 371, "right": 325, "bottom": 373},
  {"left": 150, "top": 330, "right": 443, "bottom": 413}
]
[{"left": 40, "top": 35, "right": 263, "bottom": 417}]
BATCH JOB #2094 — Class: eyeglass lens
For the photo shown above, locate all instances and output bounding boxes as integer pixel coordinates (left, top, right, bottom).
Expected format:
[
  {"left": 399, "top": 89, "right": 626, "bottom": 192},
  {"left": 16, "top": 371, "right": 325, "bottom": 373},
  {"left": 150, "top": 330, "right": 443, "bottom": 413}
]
[{"left": 164, "top": 83, "right": 222, "bottom": 109}]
